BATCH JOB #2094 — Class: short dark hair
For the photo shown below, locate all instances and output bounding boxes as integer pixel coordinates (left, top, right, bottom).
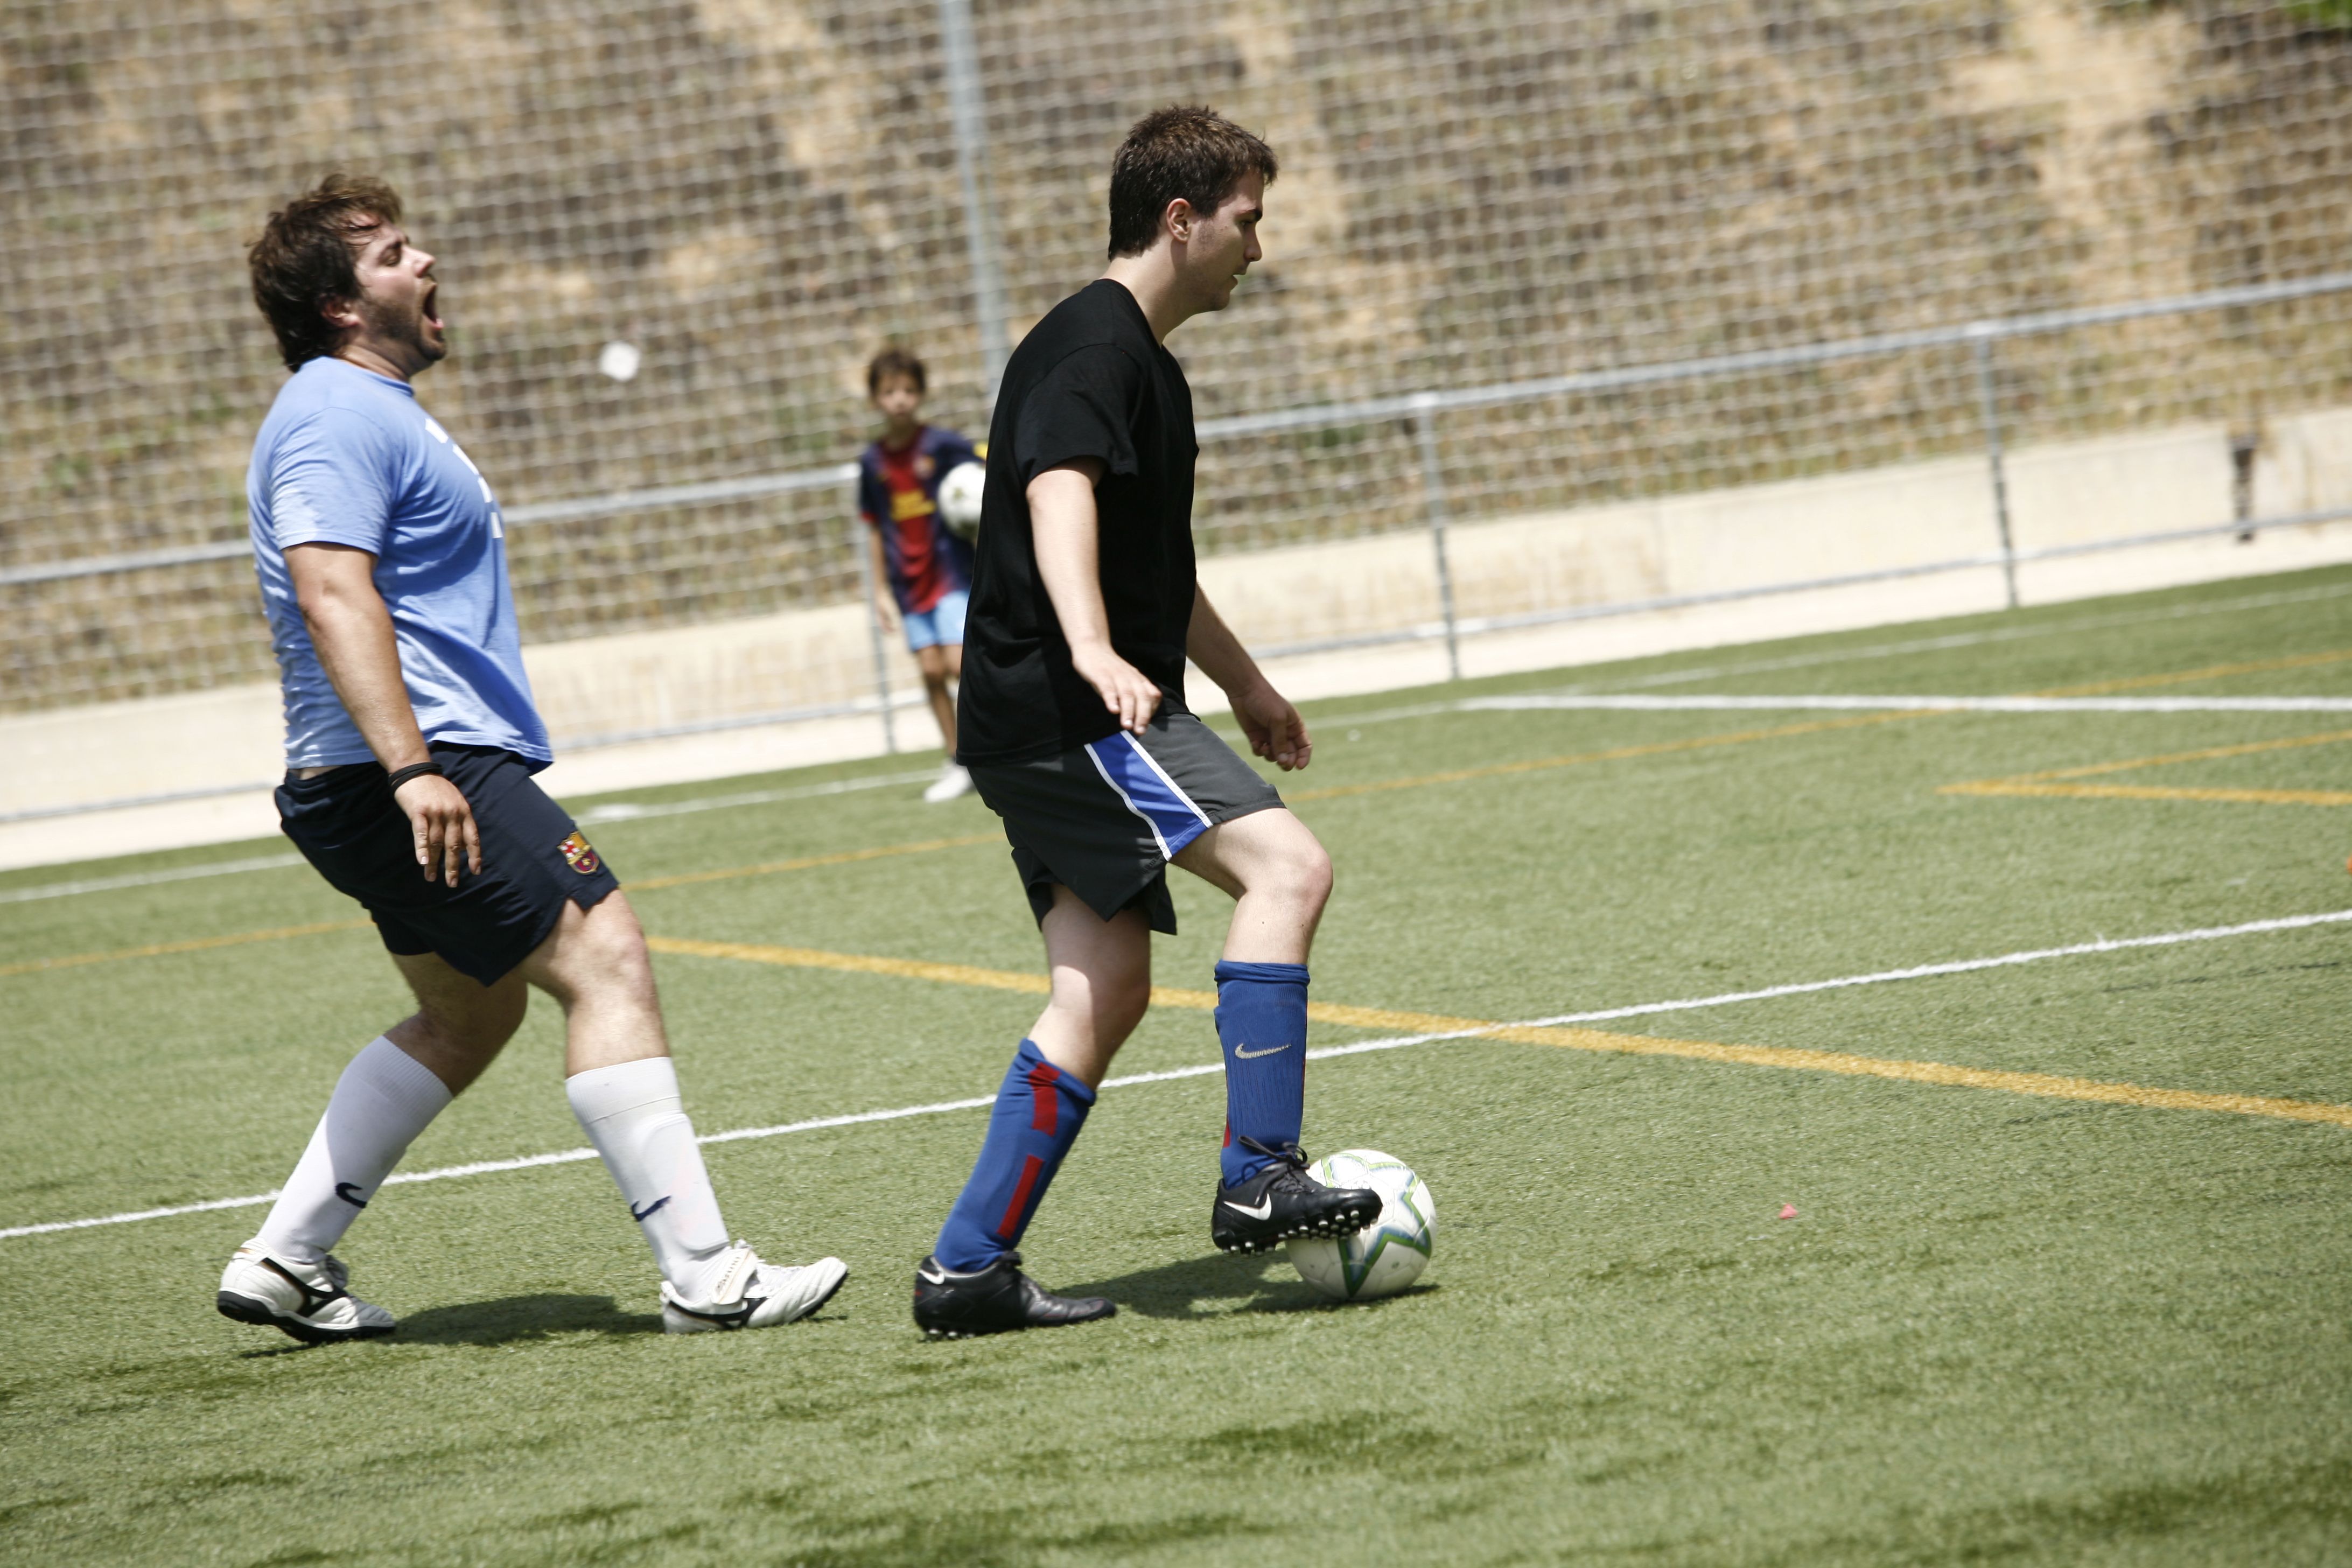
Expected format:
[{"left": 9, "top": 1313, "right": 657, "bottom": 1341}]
[
  {"left": 1106, "top": 106, "right": 1278, "bottom": 260},
  {"left": 866, "top": 346, "right": 927, "bottom": 397},
  {"left": 248, "top": 173, "right": 404, "bottom": 370}
]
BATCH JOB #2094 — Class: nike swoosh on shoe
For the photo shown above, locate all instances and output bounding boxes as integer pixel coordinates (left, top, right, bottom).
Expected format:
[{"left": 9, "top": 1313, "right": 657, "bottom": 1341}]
[{"left": 1221, "top": 1195, "right": 1275, "bottom": 1220}]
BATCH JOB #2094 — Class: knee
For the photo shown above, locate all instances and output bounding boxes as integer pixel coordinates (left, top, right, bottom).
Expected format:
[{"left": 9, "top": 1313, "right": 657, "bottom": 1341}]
[
  {"left": 1053, "top": 966, "right": 1150, "bottom": 1046},
  {"left": 541, "top": 898, "right": 658, "bottom": 1011},
  {"left": 412, "top": 985, "right": 526, "bottom": 1056},
  {"left": 1097, "top": 970, "right": 1153, "bottom": 1039},
  {"left": 1264, "top": 835, "right": 1334, "bottom": 914}
]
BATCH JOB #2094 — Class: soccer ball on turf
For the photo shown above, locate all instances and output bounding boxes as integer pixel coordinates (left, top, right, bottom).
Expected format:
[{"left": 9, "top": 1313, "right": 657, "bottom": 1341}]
[
  {"left": 936, "top": 460, "right": 986, "bottom": 539},
  {"left": 1286, "top": 1150, "right": 1433, "bottom": 1301}
]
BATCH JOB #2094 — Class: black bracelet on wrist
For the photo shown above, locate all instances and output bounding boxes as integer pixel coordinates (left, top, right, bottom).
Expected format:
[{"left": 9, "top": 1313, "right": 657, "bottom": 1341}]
[{"left": 384, "top": 761, "right": 445, "bottom": 794}]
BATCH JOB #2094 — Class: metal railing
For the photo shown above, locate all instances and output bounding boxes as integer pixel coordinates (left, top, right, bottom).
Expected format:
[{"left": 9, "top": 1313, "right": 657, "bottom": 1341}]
[{"left": 10, "top": 270, "right": 2352, "bottom": 745}]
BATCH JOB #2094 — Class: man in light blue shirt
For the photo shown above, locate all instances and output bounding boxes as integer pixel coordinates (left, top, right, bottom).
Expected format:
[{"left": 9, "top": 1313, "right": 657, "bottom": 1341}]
[
  {"left": 249, "top": 351, "right": 547, "bottom": 768},
  {"left": 221, "top": 173, "right": 844, "bottom": 1346}
]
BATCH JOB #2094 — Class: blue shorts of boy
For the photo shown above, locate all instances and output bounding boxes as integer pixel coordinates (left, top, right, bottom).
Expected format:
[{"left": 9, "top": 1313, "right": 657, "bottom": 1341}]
[{"left": 902, "top": 588, "right": 968, "bottom": 652}]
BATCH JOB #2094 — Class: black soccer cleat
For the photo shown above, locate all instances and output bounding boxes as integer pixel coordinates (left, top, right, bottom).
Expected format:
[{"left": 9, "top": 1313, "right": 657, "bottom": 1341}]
[
  {"left": 912, "top": 1251, "right": 1117, "bottom": 1340},
  {"left": 1212, "top": 1138, "right": 1384, "bottom": 1255}
]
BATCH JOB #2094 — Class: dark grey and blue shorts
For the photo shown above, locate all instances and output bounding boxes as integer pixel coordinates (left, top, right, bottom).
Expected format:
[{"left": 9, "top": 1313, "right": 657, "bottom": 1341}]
[
  {"left": 275, "top": 743, "right": 619, "bottom": 985},
  {"left": 968, "top": 712, "right": 1284, "bottom": 935}
]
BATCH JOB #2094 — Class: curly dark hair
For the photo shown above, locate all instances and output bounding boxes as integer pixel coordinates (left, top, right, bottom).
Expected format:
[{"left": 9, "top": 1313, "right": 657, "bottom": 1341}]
[
  {"left": 1106, "top": 106, "right": 1277, "bottom": 260},
  {"left": 248, "top": 173, "right": 403, "bottom": 369}
]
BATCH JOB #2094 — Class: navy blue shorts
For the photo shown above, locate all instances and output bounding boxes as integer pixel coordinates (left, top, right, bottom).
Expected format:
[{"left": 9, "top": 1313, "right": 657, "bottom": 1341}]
[{"left": 276, "top": 744, "right": 619, "bottom": 985}]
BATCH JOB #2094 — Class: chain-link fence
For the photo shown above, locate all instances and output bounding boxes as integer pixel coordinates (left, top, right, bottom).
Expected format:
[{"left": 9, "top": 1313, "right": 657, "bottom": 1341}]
[{"left": 6, "top": 0, "right": 2351, "bottom": 716}]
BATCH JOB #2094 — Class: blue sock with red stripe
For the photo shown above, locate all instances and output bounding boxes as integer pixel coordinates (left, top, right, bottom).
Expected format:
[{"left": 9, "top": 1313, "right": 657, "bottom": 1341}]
[
  {"left": 1216, "top": 960, "right": 1310, "bottom": 1186},
  {"left": 933, "top": 1039, "right": 1096, "bottom": 1272}
]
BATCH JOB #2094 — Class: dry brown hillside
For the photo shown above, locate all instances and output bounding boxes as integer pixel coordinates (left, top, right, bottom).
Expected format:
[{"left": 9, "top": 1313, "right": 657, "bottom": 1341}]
[{"left": 4, "top": 0, "right": 2348, "bottom": 708}]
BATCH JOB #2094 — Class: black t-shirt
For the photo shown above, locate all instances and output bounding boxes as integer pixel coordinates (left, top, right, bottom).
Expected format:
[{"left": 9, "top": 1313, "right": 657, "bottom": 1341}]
[{"left": 956, "top": 279, "right": 1199, "bottom": 765}]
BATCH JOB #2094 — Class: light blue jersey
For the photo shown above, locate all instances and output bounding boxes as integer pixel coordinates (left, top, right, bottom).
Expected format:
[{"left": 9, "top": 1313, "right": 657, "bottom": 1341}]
[{"left": 248, "top": 357, "right": 551, "bottom": 769}]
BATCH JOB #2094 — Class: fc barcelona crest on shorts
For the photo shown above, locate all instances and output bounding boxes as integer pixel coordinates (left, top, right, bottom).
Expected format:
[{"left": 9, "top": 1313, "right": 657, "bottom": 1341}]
[{"left": 558, "top": 829, "right": 601, "bottom": 874}]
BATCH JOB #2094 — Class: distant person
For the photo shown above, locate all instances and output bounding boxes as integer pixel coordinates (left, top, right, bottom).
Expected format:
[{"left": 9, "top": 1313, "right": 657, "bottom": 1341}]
[
  {"left": 909, "top": 108, "right": 1381, "bottom": 1340},
  {"left": 224, "top": 173, "right": 845, "bottom": 1344},
  {"left": 858, "top": 347, "right": 982, "bottom": 803}
]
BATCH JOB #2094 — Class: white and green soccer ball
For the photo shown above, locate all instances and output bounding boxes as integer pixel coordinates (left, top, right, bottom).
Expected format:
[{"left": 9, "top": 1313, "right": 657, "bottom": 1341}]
[
  {"left": 936, "top": 460, "right": 986, "bottom": 538},
  {"left": 1286, "top": 1149, "right": 1433, "bottom": 1302}
]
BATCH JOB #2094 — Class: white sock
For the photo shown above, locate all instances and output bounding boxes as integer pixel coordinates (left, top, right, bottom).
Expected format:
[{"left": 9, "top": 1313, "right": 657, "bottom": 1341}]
[
  {"left": 565, "top": 1056, "right": 732, "bottom": 1300},
  {"left": 255, "top": 1036, "right": 453, "bottom": 1265}
]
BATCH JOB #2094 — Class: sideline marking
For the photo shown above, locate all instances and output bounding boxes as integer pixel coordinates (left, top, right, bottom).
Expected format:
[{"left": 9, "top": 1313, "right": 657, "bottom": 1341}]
[
  {"left": 1290, "top": 712, "right": 1924, "bottom": 802},
  {"left": 12, "top": 907, "right": 2351, "bottom": 1241},
  {"left": 2037, "top": 646, "right": 2352, "bottom": 696},
  {"left": 0, "top": 853, "right": 307, "bottom": 906},
  {"left": 1465, "top": 694, "right": 2352, "bottom": 714},
  {"left": 625, "top": 834, "right": 999, "bottom": 892},
  {"left": 1323, "top": 589, "right": 2352, "bottom": 724},
  {"left": 0, "top": 837, "right": 1004, "bottom": 976},
  {"left": 1944, "top": 727, "right": 2352, "bottom": 808},
  {"left": 574, "top": 768, "right": 945, "bottom": 826},
  {"left": 1952, "top": 783, "right": 2352, "bottom": 807},
  {"left": 0, "top": 920, "right": 366, "bottom": 978}
]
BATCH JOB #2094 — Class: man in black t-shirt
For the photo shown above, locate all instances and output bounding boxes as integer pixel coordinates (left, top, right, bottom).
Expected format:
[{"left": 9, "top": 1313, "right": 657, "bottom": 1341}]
[{"left": 913, "top": 107, "right": 1380, "bottom": 1340}]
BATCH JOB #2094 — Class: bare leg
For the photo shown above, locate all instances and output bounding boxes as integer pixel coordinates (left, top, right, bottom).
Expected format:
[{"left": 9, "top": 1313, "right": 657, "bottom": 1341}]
[
  {"left": 386, "top": 951, "right": 528, "bottom": 1093},
  {"left": 1172, "top": 807, "right": 1334, "bottom": 964},
  {"left": 512, "top": 891, "right": 668, "bottom": 1073},
  {"left": 916, "top": 642, "right": 958, "bottom": 755},
  {"left": 1026, "top": 885, "right": 1154, "bottom": 1088}
]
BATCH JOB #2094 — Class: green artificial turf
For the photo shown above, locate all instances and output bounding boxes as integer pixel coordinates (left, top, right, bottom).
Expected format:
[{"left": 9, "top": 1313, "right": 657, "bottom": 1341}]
[{"left": 4, "top": 566, "right": 2351, "bottom": 1566}]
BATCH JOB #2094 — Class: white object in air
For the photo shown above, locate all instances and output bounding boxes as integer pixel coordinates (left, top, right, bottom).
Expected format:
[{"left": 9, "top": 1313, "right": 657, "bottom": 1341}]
[
  {"left": 936, "top": 460, "right": 986, "bottom": 538},
  {"left": 597, "top": 341, "right": 642, "bottom": 382}
]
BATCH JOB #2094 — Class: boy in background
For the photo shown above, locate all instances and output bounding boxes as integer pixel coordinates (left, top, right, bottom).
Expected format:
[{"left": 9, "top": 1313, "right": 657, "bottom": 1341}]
[{"left": 859, "top": 347, "right": 981, "bottom": 803}]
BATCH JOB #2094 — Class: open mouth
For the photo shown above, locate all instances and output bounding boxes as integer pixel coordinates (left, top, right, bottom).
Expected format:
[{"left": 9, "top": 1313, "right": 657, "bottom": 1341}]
[{"left": 422, "top": 282, "right": 443, "bottom": 330}]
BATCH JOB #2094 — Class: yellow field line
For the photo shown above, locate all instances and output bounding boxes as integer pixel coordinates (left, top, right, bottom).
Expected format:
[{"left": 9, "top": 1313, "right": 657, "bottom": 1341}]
[
  {"left": 12, "top": 653, "right": 2342, "bottom": 979},
  {"left": 1941, "top": 725, "right": 2352, "bottom": 807},
  {"left": 0, "top": 920, "right": 367, "bottom": 978},
  {"left": 2035, "top": 646, "right": 2352, "bottom": 697},
  {"left": 648, "top": 937, "right": 2352, "bottom": 1130},
  {"left": 1979, "top": 727, "right": 2352, "bottom": 783},
  {"left": 1289, "top": 712, "right": 1927, "bottom": 802},
  {"left": 1945, "top": 782, "right": 2352, "bottom": 807},
  {"left": 625, "top": 833, "right": 1002, "bottom": 892},
  {"left": 1286, "top": 647, "right": 2352, "bottom": 806}
]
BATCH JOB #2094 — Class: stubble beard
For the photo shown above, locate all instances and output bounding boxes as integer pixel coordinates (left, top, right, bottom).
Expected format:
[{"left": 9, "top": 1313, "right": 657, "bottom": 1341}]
[{"left": 361, "top": 290, "right": 447, "bottom": 369}]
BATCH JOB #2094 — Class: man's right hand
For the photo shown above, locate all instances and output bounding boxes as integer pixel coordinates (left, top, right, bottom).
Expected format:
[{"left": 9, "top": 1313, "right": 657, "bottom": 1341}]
[
  {"left": 395, "top": 773, "right": 482, "bottom": 886},
  {"left": 873, "top": 595, "right": 898, "bottom": 631},
  {"left": 1070, "top": 641, "right": 1161, "bottom": 734}
]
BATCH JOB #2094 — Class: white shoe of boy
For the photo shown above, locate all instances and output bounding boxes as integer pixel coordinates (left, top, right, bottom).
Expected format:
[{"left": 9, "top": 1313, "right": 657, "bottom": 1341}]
[
  {"left": 923, "top": 762, "right": 974, "bottom": 803},
  {"left": 217, "top": 1240, "right": 396, "bottom": 1345},
  {"left": 660, "top": 1242, "right": 849, "bottom": 1333}
]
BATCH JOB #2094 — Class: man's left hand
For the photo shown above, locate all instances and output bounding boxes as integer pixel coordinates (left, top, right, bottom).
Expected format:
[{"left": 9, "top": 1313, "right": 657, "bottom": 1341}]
[{"left": 1233, "top": 682, "right": 1312, "bottom": 772}]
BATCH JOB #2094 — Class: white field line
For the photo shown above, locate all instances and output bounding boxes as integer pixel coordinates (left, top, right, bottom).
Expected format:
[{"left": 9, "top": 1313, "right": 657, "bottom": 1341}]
[
  {"left": 7, "top": 906, "right": 2347, "bottom": 1243},
  {"left": 572, "top": 768, "right": 943, "bottom": 825},
  {"left": 1562, "top": 579, "right": 2352, "bottom": 694},
  {"left": 1319, "top": 578, "right": 2352, "bottom": 726},
  {"left": 0, "top": 771, "right": 947, "bottom": 906},
  {"left": 1461, "top": 694, "right": 2352, "bottom": 714},
  {"left": 0, "top": 853, "right": 306, "bottom": 905}
]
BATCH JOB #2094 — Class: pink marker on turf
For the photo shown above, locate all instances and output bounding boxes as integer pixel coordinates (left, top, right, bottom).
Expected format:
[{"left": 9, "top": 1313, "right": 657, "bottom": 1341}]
[{"left": 1779, "top": 1205, "right": 1798, "bottom": 1220}]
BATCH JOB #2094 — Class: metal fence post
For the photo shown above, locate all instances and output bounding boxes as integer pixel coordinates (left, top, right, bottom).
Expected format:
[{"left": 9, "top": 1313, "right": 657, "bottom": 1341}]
[
  {"left": 1409, "top": 395, "right": 1464, "bottom": 681},
  {"left": 938, "top": 0, "right": 1011, "bottom": 398},
  {"left": 1970, "top": 325, "right": 2021, "bottom": 610},
  {"left": 851, "top": 513, "right": 898, "bottom": 753}
]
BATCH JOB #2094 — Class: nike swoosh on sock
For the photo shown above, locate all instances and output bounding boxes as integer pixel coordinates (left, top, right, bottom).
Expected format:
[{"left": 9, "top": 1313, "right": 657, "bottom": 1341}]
[{"left": 1231, "top": 1042, "right": 1292, "bottom": 1059}]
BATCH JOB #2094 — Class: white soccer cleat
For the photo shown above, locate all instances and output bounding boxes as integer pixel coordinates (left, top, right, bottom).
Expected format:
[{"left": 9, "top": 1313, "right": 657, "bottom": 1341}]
[
  {"left": 216, "top": 1240, "right": 396, "bottom": 1345},
  {"left": 922, "top": 763, "right": 974, "bottom": 803},
  {"left": 660, "top": 1242, "right": 849, "bottom": 1334}
]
